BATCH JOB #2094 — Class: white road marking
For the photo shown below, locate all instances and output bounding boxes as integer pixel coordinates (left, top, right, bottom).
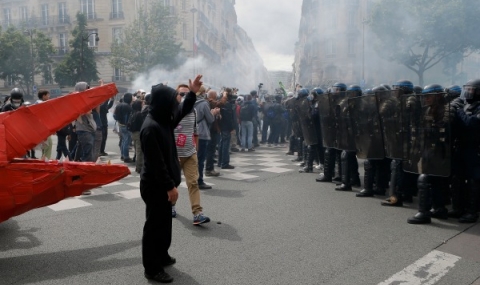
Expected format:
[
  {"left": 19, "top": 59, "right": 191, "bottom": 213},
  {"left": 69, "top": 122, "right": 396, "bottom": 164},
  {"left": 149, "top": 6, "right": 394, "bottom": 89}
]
[
  {"left": 48, "top": 198, "right": 92, "bottom": 211},
  {"left": 378, "top": 250, "right": 461, "bottom": 285}
]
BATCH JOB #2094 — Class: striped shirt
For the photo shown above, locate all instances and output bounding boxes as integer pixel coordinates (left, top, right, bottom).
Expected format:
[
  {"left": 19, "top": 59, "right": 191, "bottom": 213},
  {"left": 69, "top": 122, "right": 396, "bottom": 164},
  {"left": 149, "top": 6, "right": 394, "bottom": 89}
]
[{"left": 174, "top": 110, "right": 197, "bottom": 157}]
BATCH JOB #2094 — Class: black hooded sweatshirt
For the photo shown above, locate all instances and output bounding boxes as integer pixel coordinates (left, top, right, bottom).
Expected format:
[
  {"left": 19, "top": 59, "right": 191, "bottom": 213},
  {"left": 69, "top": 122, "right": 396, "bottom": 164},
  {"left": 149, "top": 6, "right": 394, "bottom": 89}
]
[{"left": 140, "top": 84, "right": 196, "bottom": 192}]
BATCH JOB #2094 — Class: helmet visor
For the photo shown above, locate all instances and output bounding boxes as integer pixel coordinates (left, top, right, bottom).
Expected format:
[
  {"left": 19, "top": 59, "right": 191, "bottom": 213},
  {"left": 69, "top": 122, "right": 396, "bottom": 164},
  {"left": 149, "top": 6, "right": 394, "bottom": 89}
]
[{"left": 462, "top": 85, "right": 476, "bottom": 100}]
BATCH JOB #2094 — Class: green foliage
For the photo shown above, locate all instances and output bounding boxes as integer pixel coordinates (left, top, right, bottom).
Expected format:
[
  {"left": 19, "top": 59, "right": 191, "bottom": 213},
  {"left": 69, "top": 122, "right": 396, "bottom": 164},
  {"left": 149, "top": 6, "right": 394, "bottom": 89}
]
[
  {"left": 369, "top": 0, "right": 480, "bottom": 85},
  {"left": 0, "top": 27, "right": 55, "bottom": 96},
  {"left": 54, "top": 12, "right": 99, "bottom": 86},
  {"left": 109, "top": 3, "right": 183, "bottom": 76}
]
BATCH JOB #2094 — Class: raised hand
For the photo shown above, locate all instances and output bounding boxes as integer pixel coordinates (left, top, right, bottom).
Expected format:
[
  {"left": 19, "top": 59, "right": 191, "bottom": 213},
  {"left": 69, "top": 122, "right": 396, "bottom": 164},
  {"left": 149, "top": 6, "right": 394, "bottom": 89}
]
[{"left": 189, "top": 75, "right": 203, "bottom": 94}]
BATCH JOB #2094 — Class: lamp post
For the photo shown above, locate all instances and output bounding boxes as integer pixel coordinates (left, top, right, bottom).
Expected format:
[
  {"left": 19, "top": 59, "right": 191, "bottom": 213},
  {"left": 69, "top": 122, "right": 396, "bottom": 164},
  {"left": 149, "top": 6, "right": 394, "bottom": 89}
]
[
  {"left": 24, "top": 29, "right": 35, "bottom": 97},
  {"left": 80, "top": 32, "right": 99, "bottom": 82},
  {"left": 362, "top": 18, "right": 366, "bottom": 88},
  {"left": 191, "top": 6, "right": 197, "bottom": 77}
]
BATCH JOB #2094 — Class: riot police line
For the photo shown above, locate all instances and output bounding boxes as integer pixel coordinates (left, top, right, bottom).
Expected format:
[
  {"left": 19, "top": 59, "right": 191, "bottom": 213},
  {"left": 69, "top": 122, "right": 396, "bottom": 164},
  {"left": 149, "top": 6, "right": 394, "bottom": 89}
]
[{"left": 283, "top": 79, "right": 480, "bottom": 225}]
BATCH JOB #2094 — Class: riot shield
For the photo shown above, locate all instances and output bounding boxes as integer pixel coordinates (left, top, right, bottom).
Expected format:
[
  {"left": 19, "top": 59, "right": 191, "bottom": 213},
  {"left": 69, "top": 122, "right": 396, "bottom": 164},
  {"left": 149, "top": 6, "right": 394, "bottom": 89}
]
[
  {"left": 401, "top": 93, "right": 451, "bottom": 177},
  {"left": 377, "top": 89, "right": 403, "bottom": 159},
  {"left": 331, "top": 91, "right": 356, "bottom": 151},
  {"left": 317, "top": 93, "right": 335, "bottom": 148},
  {"left": 348, "top": 95, "right": 385, "bottom": 159}
]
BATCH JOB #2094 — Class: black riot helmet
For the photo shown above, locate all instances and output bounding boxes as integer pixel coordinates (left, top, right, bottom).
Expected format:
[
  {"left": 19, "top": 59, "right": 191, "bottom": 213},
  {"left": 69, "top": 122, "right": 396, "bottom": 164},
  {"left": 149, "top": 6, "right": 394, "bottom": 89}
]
[
  {"left": 462, "top": 79, "right": 480, "bottom": 104},
  {"left": 347, "top": 84, "right": 362, "bottom": 97},
  {"left": 444, "top": 85, "right": 462, "bottom": 102},
  {"left": 331, "top": 82, "right": 347, "bottom": 93},
  {"left": 392, "top": 80, "right": 414, "bottom": 94},
  {"left": 311, "top": 87, "right": 324, "bottom": 96},
  {"left": 380, "top": 84, "right": 392, "bottom": 90},
  {"left": 422, "top": 84, "right": 444, "bottom": 94},
  {"left": 372, "top": 85, "right": 388, "bottom": 92},
  {"left": 413, "top": 85, "right": 423, "bottom": 95},
  {"left": 297, "top": 88, "right": 309, "bottom": 98},
  {"left": 10, "top": 88, "right": 23, "bottom": 100}
]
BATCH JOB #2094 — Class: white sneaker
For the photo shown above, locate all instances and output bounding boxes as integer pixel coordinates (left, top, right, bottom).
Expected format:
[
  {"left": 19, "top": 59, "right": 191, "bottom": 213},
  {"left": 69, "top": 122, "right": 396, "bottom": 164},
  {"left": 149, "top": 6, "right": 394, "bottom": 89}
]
[{"left": 82, "top": 190, "right": 92, "bottom": 196}]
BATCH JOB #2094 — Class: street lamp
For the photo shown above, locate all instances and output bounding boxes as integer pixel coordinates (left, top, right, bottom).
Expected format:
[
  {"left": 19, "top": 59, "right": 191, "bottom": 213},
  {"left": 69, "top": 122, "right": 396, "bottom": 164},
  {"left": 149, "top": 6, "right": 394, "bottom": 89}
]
[
  {"left": 191, "top": 6, "right": 197, "bottom": 77},
  {"left": 80, "top": 32, "right": 99, "bottom": 82},
  {"left": 362, "top": 18, "right": 367, "bottom": 88},
  {"left": 24, "top": 29, "right": 35, "bottom": 97}
]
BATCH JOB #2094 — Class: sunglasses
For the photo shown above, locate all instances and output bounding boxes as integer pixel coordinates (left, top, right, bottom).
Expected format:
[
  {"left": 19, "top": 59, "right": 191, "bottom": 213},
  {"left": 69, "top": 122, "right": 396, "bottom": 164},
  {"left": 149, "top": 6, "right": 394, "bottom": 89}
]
[{"left": 178, "top": 92, "right": 189, "bottom": 97}]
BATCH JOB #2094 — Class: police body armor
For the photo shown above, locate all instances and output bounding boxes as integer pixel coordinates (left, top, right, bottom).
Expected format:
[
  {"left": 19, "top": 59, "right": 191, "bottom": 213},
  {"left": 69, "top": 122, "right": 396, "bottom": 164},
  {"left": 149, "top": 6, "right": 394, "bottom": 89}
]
[
  {"left": 348, "top": 94, "right": 385, "bottom": 159},
  {"left": 295, "top": 96, "right": 318, "bottom": 146},
  {"left": 317, "top": 93, "right": 335, "bottom": 148},
  {"left": 401, "top": 94, "right": 451, "bottom": 177},
  {"left": 331, "top": 91, "right": 356, "bottom": 151}
]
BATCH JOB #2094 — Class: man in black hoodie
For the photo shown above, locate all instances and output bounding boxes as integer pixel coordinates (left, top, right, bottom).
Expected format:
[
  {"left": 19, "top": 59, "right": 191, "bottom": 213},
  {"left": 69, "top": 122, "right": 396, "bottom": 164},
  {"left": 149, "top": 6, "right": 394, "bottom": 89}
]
[{"left": 140, "top": 75, "right": 203, "bottom": 283}]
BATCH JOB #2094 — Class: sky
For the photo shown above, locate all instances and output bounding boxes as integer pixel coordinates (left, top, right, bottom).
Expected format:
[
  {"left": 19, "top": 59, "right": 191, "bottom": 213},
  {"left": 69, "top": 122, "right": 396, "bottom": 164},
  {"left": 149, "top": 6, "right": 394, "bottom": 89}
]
[{"left": 235, "top": 1, "right": 302, "bottom": 72}]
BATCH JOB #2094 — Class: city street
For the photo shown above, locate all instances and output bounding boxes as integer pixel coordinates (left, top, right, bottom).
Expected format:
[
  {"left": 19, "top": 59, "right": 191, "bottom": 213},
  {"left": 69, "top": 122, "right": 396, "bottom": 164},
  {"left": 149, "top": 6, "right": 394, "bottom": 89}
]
[{"left": 1, "top": 130, "right": 479, "bottom": 285}]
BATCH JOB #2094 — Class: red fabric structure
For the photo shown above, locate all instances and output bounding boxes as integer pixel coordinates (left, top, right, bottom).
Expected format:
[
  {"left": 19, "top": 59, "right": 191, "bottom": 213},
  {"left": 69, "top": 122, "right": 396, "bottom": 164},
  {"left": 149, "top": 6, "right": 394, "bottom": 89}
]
[{"left": 0, "top": 84, "right": 130, "bottom": 223}]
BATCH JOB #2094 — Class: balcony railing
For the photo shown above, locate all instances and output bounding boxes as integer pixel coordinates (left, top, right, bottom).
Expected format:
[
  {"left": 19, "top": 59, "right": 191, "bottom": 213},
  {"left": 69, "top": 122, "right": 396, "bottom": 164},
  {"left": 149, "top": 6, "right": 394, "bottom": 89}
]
[
  {"left": 110, "top": 11, "right": 124, "bottom": 19},
  {"left": 112, "top": 76, "right": 127, "bottom": 82},
  {"left": 55, "top": 47, "right": 69, "bottom": 55}
]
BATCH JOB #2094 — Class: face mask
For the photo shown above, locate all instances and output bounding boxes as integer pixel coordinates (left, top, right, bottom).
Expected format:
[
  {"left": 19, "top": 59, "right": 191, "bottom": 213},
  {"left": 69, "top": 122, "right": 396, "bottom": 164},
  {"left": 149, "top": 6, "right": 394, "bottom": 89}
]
[{"left": 12, "top": 99, "right": 21, "bottom": 108}]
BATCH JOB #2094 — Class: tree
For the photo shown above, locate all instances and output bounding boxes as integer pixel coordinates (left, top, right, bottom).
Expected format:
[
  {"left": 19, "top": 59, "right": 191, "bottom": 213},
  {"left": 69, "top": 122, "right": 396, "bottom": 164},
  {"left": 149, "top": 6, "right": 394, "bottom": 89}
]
[
  {"left": 0, "top": 27, "right": 55, "bottom": 97},
  {"left": 369, "top": 0, "right": 480, "bottom": 86},
  {"left": 54, "top": 12, "right": 99, "bottom": 87},
  {"left": 109, "top": 3, "right": 183, "bottom": 76}
]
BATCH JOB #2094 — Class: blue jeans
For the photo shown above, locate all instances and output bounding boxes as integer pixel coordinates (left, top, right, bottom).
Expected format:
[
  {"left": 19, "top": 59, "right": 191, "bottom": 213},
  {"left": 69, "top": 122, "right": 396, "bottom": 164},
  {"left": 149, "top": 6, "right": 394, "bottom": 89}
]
[
  {"left": 75, "top": 131, "right": 94, "bottom": 162},
  {"left": 241, "top": 121, "right": 253, "bottom": 149},
  {"left": 119, "top": 125, "right": 132, "bottom": 159},
  {"left": 218, "top": 131, "right": 231, "bottom": 167},
  {"left": 197, "top": 139, "right": 209, "bottom": 185}
]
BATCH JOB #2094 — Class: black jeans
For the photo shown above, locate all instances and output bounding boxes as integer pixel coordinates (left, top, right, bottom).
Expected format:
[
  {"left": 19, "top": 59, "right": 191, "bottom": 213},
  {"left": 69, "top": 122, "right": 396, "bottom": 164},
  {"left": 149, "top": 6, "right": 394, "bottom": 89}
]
[{"left": 205, "top": 131, "right": 219, "bottom": 171}]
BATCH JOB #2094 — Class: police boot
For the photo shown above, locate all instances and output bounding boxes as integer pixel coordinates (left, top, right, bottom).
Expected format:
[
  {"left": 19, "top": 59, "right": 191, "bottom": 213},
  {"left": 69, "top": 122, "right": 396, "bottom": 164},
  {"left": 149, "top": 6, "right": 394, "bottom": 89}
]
[
  {"left": 448, "top": 175, "right": 466, "bottom": 218},
  {"left": 332, "top": 150, "right": 342, "bottom": 182},
  {"left": 407, "top": 174, "right": 432, "bottom": 224},
  {"left": 316, "top": 148, "right": 334, "bottom": 182},
  {"left": 459, "top": 180, "right": 480, "bottom": 223},
  {"left": 291, "top": 138, "right": 303, "bottom": 162},
  {"left": 299, "top": 146, "right": 314, "bottom": 173},
  {"left": 349, "top": 153, "right": 361, "bottom": 187},
  {"left": 336, "top": 151, "right": 352, "bottom": 191},
  {"left": 356, "top": 160, "right": 375, "bottom": 197},
  {"left": 382, "top": 160, "right": 404, "bottom": 207},
  {"left": 297, "top": 144, "right": 308, "bottom": 167},
  {"left": 286, "top": 135, "right": 295, "bottom": 155},
  {"left": 430, "top": 177, "right": 449, "bottom": 220}
]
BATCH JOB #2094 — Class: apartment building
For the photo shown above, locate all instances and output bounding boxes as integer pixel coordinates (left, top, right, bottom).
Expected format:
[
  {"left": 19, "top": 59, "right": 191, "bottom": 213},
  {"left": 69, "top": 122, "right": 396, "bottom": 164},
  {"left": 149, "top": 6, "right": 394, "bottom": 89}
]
[{"left": 0, "top": 0, "right": 269, "bottom": 94}]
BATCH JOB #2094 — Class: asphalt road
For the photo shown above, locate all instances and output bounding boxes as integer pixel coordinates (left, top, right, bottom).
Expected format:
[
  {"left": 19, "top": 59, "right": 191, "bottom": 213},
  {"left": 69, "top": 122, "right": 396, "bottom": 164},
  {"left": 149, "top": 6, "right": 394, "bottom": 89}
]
[{"left": 1, "top": 130, "right": 479, "bottom": 285}]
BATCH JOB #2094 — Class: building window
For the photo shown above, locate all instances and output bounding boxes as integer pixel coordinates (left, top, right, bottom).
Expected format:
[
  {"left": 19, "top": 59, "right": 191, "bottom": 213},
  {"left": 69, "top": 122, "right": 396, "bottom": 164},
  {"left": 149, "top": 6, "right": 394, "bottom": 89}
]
[
  {"left": 41, "top": 4, "right": 49, "bottom": 25},
  {"left": 113, "top": 68, "right": 123, "bottom": 81},
  {"left": 112, "top": 27, "right": 123, "bottom": 43},
  {"left": 182, "top": 0, "right": 186, "bottom": 11},
  {"left": 59, "top": 33, "right": 67, "bottom": 54},
  {"left": 3, "top": 8, "right": 11, "bottom": 26},
  {"left": 111, "top": 0, "right": 123, "bottom": 19},
  {"left": 21, "top": 6, "right": 28, "bottom": 21},
  {"left": 81, "top": 0, "right": 95, "bottom": 19},
  {"left": 348, "top": 38, "right": 355, "bottom": 55},
  {"left": 6, "top": 75, "right": 15, "bottom": 86},
  {"left": 327, "top": 39, "right": 336, "bottom": 56},
  {"left": 87, "top": 29, "right": 98, "bottom": 47},
  {"left": 58, "top": 3, "right": 68, "bottom": 23},
  {"left": 163, "top": 0, "right": 171, "bottom": 6},
  {"left": 182, "top": 23, "right": 187, "bottom": 40},
  {"left": 348, "top": 10, "right": 356, "bottom": 28}
]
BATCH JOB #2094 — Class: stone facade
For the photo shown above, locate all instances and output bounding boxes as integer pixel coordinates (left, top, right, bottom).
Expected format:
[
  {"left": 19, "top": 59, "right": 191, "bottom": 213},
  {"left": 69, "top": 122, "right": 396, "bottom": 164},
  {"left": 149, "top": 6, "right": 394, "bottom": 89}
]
[{"left": 0, "top": 0, "right": 269, "bottom": 95}]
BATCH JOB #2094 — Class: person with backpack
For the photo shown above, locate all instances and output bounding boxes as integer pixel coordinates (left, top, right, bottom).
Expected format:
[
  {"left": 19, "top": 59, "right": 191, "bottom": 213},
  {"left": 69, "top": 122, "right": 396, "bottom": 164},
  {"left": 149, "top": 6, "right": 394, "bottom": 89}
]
[
  {"left": 114, "top": 93, "right": 133, "bottom": 163},
  {"left": 129, "top": 100, "right": 146, "bottom": 173},
  {"left": 239, "top": 94, "right": 256, "bottom": 151}
]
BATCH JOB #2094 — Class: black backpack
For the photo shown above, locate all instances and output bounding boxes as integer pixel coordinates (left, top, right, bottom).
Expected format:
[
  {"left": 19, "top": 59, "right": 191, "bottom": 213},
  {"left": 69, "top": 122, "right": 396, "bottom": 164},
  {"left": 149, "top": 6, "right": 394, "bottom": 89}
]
[{"left": 240, "top": 103, "right": 253, "bottom": 121}]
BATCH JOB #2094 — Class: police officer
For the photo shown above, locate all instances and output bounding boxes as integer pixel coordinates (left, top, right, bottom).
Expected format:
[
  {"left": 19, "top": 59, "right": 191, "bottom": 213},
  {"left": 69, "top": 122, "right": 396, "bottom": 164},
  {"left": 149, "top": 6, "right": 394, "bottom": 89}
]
[
  {"left": 382, "top": 80, "right": 417, "bottom": 206},
  {"left": 448, "top": 79, "right": 480, "bottom": 223},
  {"left": 335, "top": 85, "right": 361, "bottom": 191},
  {"left": 407, "top": 84, "right": 450, "bottom": 224},
  {"left": 295, "top": 88, "right": 318, "bottom": 173}
]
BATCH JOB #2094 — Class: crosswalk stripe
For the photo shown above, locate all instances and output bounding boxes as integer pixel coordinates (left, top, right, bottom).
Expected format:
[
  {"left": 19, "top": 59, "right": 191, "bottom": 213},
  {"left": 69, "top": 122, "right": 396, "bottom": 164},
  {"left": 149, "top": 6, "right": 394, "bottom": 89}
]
[{"left": 378, "top": 250, "right": 461, "bottom": 285}]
